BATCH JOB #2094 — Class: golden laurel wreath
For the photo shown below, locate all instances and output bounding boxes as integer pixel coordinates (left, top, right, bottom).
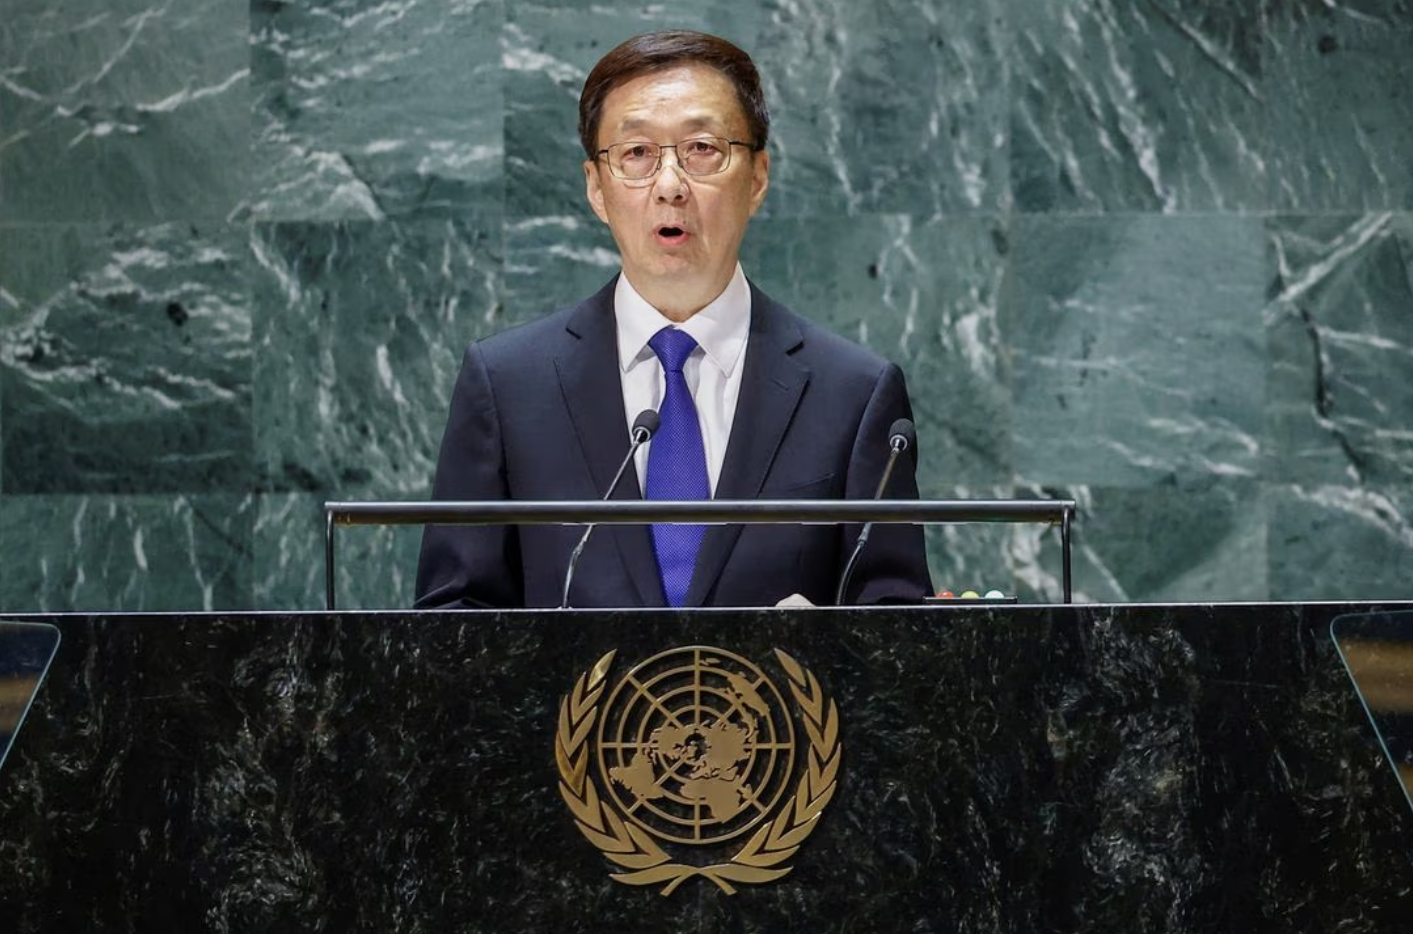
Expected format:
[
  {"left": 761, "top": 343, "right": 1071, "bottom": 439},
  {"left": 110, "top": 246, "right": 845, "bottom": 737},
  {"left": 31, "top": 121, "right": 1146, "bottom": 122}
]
[{"left": 554, "top": 648, "right": 842, "bottom": 896}]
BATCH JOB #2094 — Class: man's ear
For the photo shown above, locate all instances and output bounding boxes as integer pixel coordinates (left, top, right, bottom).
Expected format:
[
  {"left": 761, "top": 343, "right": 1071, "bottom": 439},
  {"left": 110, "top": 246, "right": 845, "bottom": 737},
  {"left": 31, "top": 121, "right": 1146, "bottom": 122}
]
[
  {"left": 749, "top": 149, "right": 770, "bottom": 216},
  {"left": 585, "top": 160, "right": 610, "bottom": 224}
]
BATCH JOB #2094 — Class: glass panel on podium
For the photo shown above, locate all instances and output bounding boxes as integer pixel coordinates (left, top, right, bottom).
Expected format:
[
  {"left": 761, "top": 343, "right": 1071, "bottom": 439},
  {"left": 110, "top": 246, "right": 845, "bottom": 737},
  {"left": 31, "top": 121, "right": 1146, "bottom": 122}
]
[
  {"left": 0, "top": 621, "right": 61, "bottom": 774},
  {"left": 1332, "top": 610, "right": 1413, "bottom": 816}
]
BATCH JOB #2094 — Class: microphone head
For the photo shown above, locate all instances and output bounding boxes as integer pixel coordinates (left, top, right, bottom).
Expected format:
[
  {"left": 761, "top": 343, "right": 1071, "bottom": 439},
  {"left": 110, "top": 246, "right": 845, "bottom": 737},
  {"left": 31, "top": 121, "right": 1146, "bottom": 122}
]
[
  {"left": 888, "top": 417, "right": 916, "bottom": 453},
  {"left": 631, "top": 409, "right": 661, "bottom": 442}
]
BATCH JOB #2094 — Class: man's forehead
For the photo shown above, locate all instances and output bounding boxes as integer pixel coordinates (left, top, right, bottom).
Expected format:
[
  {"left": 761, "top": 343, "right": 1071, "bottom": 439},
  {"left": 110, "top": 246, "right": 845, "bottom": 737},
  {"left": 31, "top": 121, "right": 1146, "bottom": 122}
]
[
  {"left": 615, "top": 113, "right": 728, "bottom": 135},
  {"left": 600, "top": 65, "right": 747, "bottom": 134}
]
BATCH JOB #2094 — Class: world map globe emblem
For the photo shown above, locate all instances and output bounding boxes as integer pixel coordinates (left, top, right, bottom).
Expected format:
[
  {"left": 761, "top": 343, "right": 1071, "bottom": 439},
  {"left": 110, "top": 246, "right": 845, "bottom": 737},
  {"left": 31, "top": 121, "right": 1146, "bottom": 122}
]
[{"left": 596, "top": 646, "right": 797, "bottom": 845}]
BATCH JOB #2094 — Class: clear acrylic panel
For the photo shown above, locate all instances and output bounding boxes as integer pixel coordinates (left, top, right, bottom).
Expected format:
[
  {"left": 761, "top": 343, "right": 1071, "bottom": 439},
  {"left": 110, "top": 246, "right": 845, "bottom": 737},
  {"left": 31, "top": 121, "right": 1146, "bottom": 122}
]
[
  {"left": 0, "top": 620, "right": 61, "bottom": 774},
  {"left": 1331, "top": 610, "right": 1413, "bottom": 816}
]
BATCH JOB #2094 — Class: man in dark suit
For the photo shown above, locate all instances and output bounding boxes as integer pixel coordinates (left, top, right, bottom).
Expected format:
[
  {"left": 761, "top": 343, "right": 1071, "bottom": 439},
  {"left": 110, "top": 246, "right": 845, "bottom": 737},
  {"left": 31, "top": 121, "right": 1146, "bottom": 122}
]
[{"left": 415, "top": 30, "right": 931, "bottom": 609}]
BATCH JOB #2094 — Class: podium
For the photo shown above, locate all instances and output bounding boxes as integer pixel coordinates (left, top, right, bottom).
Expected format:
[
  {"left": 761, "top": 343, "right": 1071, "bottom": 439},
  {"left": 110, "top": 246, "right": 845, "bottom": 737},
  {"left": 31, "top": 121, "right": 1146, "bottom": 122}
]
[{"left": 2, "top": 602, "right": 1411, "bottom": 932}]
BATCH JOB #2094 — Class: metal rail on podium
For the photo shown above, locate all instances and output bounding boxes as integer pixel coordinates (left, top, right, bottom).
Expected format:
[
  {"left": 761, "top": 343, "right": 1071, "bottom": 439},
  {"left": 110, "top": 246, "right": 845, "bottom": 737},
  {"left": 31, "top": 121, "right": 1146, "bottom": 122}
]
[{"left": 322, "top": 498, "right": 1076, "bottom": 609}]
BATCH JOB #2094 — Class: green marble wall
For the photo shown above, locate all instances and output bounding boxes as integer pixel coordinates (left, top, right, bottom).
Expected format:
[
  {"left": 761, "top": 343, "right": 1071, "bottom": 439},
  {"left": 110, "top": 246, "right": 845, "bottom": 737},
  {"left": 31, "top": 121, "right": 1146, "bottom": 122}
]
[{"left": 1, "top": 0, "right": 1410, "bottom": 610}]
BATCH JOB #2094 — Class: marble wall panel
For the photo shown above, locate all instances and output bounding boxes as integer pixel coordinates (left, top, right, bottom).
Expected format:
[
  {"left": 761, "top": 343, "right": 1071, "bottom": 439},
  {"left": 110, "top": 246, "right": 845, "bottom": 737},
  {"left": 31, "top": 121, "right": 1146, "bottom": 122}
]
[
  {"left": 250, "top": 215, "right": 501, "bottom": 498},
  {"left": 755, "top": 0, "right": 1009, "bottom": 217},
  {"left": 1008, "top": 0, "right": 1266, "bottom": 213},
  {"left": 1004, "top": 214, "right": 1267, "bottom": 489},
  {"left": 247, "top": 0, "right": 504, "bottom": 222},
  {"left": 0, "top": 0, "right": 249, "bottom": 223},
  {"left": 1265, "top": 213, "right": 1413, "bottom": 486},
  {"left": 1063, "top": 480, "right": 1268, "bottom": 603},
  {"left": 0, "top": 223, "right": 252, "bottom": 494},
  {"left": 1269, "top": 485, "right": 1413, "bottom": 601},
  {"left": 1264, "top": 0, "right": 1413, "bottom": 211},
  {"left": 0, "top": 494, "right": 252, "bottom": 612}
]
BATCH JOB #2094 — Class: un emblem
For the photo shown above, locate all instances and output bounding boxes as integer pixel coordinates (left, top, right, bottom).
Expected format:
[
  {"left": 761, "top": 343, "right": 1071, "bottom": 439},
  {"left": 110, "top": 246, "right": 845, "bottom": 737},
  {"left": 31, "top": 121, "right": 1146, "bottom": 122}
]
[{"left": 555, "top": 646, "right": 841, "bottom": 895}]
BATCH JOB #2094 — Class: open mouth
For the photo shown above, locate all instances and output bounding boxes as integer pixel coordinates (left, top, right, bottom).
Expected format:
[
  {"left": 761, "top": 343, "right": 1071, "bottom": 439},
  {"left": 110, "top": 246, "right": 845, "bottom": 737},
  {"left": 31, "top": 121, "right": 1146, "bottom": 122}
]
[{"left": 655, "top": 225, "right": 688, "bottom": 244}]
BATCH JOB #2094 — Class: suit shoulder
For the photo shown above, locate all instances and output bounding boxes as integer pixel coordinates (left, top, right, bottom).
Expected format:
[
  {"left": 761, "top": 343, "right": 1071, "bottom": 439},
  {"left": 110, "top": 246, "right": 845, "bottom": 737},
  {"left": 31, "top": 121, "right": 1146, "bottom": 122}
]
[
  {"left": 475, "top": 303, "right": 577, "bottom": 357},
  {"left": 798, "top": 316, "right": 894, "bottom": 370},
  {"left": 757, "top": 291, "right": 900, "bottom": 381},
  {"left": 468, "top": 278, "right": 616, "bottom": 365}
]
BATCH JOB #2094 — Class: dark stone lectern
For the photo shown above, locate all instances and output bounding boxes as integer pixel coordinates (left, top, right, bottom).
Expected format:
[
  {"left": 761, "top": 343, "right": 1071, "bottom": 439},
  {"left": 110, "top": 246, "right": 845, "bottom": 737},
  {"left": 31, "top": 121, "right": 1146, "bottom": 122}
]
[{"left": 2, "top": 603, "right": 1411, "bottom": 932}]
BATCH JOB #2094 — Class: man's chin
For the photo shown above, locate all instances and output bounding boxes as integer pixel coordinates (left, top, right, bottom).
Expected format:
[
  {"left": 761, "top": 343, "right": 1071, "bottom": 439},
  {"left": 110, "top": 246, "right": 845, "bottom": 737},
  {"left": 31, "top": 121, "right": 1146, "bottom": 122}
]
[
  {"left": 625, "top": 265, "right": 728, "bottom": 317},
  {"left": 632, "top": 256, "right": 706, "bottom": 285}
]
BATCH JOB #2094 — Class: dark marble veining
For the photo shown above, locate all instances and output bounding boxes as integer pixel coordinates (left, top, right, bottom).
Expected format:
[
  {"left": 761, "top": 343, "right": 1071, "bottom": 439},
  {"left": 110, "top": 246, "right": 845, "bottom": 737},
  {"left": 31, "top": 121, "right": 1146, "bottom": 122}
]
[
  {"left": 1265, "top": 214, "right": 1413, "bottom": 487},
  {"left": 1, "top": 604, "right": 1410, "bottom": 932}
]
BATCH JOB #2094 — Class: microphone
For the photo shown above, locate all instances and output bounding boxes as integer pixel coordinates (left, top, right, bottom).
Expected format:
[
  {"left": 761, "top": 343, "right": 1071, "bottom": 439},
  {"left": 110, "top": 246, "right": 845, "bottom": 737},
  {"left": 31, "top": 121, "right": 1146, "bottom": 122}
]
[
  {"left": 560, "top": 409, "right": 660, "bottom": 609},
  {"left": 834, "top": 417, "right": 916, "bottom": 606}
]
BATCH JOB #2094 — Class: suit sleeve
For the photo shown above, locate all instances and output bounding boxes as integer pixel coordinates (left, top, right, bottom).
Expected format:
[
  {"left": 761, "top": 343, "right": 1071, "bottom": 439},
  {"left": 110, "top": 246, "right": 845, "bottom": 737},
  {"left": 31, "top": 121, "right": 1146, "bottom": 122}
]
[
  {"left": 840, "top": 361, "right": 934, "bottom": 604},
  {"left": 414, "top": 343, "right": 523, "bottom": 609}
]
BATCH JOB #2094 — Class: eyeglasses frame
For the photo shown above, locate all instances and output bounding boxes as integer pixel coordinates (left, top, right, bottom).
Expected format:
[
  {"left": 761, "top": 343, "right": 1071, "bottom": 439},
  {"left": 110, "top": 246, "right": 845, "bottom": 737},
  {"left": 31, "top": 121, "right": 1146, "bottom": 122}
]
[{"left": 593, "top": 137, "right": 764, "bottom": 183}]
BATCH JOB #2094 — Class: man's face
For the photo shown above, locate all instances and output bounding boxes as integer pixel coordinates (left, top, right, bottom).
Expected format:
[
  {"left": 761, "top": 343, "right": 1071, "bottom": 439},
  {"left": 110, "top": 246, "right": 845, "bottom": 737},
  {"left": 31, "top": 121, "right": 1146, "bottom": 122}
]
[{"left": 585, "top": 63, "right": 770, "bottom": 320}]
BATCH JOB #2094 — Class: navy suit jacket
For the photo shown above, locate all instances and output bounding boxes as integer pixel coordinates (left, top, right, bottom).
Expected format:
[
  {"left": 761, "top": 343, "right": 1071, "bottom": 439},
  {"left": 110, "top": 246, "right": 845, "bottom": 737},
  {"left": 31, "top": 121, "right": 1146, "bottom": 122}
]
[{"left": 414, "top": 277, "right": 932, "bottom": 609}]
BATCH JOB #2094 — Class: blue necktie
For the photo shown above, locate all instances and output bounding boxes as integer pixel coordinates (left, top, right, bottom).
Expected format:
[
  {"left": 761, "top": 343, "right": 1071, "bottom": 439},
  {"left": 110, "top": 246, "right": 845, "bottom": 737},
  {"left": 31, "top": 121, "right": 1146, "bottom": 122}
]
[{"left": 645, "top": 327, "right": 709, "bottom": 607}]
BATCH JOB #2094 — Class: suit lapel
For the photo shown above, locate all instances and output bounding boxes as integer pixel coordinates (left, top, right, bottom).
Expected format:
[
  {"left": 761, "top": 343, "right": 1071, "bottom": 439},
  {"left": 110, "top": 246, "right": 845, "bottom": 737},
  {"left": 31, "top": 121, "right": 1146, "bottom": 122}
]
[
  {"left": 555, "top": 279, "right": 664, "bottom": 607},
  {"left": 686, "top": 286, "right": 809, "bottom": 606}
]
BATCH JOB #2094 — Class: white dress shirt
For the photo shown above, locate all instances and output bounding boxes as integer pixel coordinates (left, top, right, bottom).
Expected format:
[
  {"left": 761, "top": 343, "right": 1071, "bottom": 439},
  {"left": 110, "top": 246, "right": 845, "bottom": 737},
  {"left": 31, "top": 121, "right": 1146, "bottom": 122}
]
[{"left": 615, "top": 265, "right": 752, "bottom": 495}]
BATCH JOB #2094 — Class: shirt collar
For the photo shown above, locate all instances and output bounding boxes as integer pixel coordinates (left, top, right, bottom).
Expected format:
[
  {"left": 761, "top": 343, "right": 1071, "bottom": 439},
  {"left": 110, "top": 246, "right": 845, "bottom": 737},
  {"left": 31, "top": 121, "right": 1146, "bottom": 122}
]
[{"left": 615, "top": 265, "right": 752, "bottom": 377}]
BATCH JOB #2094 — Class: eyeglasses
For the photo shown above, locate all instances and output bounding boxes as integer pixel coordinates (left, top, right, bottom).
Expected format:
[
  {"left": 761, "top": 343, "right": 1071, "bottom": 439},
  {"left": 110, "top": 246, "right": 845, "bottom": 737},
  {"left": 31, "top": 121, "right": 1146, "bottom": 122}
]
[{"left": 595, "top": 137, "right": 761, "bottom": 182}]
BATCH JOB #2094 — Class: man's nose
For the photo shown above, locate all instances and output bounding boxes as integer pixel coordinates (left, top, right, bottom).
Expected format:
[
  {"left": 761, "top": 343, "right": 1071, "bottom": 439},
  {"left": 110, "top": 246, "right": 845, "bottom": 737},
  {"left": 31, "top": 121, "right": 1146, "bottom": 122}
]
[{"left": 651, "top": 149, "right": 689, "bottom": 202}]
